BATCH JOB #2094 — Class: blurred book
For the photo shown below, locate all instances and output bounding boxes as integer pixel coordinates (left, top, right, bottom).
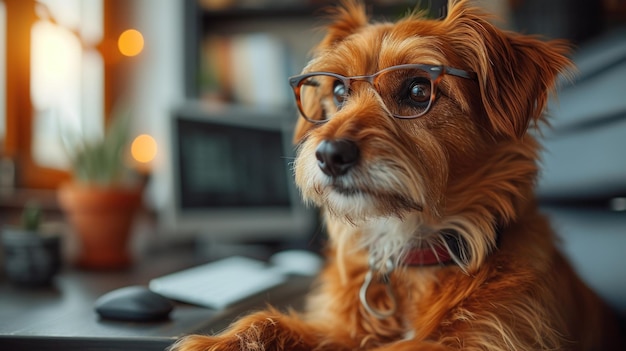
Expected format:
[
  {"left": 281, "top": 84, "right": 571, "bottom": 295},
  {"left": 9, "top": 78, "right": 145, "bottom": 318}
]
[{"left": 200, "top": 33, "right": 292, "bottom": 108}]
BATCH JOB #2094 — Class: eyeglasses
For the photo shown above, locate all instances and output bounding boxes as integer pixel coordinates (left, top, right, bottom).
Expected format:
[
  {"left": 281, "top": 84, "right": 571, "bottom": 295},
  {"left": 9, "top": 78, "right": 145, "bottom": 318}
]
[{"left": 288, "top": 64, "right": 477, "bottom": 124}]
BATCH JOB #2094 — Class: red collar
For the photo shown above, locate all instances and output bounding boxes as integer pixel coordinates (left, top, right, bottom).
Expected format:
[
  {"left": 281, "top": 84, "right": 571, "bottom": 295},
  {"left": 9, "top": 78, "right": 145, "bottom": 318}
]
[
  {"left": 402, "top": 230, "right": 463, "bottom": 266},
  {"left": 402, "top": 226, "right": 502, "bottom": 266},
  {"left": 403, "top": 245, "right": 454, "bottom": 266}
]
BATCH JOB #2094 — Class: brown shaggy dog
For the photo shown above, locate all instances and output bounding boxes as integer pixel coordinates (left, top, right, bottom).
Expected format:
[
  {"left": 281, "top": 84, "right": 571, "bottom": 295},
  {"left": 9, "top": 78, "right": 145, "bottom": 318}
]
[{"left": 172, "top": 1, "right": 624, "bottom": 350}]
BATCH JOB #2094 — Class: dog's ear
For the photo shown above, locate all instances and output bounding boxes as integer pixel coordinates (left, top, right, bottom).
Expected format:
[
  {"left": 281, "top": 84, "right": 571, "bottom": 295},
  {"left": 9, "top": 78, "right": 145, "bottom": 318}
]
[
  {"left": 317, "top": 0, "right": 369, "bottom": 50},
  {"left": 444, "top": 1, "right": 572, "bottom": 139}
]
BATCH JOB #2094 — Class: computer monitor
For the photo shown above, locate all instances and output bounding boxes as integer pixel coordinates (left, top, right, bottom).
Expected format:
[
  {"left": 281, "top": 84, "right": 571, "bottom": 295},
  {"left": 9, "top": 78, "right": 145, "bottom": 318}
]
[{"left": 159, "top": 102, "right": 317, "bottom": 247}]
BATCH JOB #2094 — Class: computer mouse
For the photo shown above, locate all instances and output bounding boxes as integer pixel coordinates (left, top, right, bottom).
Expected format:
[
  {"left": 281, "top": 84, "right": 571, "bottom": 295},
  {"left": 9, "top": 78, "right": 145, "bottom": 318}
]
[
  {"left": 95, "top": 285, "right": 174, "bottom": 322},
  {"left": 269, "top": 250, "right": 323, "bottom": 276}
]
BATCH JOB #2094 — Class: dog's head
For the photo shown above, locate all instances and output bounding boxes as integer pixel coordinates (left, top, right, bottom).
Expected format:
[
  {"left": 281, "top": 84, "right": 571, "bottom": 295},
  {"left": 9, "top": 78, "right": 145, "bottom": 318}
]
[{"left": 290, "top": 0, "right": 571, "bottom": 270}]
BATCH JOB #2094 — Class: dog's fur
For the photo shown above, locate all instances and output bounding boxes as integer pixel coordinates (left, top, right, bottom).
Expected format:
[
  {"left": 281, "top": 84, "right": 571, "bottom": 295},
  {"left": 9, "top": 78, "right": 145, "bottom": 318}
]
[{"left": 172, "top": 1, "right": 624, "bottom": 350}]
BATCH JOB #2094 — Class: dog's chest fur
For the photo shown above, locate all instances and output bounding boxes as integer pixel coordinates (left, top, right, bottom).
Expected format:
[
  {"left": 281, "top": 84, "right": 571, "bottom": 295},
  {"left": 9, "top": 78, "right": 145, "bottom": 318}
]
[{"left": 309, "top": 211, "right": 563, "bottom": 347}]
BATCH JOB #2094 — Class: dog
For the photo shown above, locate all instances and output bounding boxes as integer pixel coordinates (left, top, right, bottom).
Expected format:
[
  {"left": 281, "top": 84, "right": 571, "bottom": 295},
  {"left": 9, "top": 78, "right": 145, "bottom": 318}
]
[{"left": 172, "top": 1, "right": 624, "bottom": 350}]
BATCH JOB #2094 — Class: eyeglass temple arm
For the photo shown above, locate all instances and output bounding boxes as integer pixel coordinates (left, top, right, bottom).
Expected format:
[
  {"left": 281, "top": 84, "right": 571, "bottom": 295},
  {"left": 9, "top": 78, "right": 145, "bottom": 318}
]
[{"left": 445, "top": 67, "right": 478, "bottom": 81}]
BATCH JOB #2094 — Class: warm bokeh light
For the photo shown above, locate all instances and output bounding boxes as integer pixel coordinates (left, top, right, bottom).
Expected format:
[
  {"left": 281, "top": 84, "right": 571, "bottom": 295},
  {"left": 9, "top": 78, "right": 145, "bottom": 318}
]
[
  {"left": 131, "top": 134, "right": 157, "bottom": 164},
  {"left": 118, "top": 29, "right": 144, "bottom": 57}
]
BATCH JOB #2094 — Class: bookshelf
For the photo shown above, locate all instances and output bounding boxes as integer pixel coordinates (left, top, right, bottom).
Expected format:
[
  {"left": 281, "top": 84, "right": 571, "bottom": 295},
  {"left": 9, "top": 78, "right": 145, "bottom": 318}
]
[{"left": 182, "top": 0, "right": 447, "bottom": 107}]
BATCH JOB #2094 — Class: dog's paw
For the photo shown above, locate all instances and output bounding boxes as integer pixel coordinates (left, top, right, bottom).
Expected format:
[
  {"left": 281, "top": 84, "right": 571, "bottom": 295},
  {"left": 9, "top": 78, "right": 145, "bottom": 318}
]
[{"left": 168, "top": 334, "right": 239, "bottom": 351}]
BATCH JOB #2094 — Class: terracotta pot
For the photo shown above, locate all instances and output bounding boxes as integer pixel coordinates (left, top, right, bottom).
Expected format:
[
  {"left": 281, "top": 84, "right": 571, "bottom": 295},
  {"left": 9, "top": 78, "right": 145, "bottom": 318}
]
[{"left": 58, "top": 183, "right": 142, "bottom": 270}]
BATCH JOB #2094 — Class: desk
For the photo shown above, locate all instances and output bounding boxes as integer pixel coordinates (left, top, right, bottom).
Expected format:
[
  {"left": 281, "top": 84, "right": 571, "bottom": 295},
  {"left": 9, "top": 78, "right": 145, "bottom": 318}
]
[{"left": 0, "top": 242, "right": 312, "bottom": 351}]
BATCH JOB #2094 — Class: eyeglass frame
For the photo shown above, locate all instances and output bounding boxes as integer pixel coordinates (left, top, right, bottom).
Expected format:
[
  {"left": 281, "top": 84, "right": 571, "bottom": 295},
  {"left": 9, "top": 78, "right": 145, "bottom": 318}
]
[{"left": 288, "top": 63, "right": 478, "bottom": 124}]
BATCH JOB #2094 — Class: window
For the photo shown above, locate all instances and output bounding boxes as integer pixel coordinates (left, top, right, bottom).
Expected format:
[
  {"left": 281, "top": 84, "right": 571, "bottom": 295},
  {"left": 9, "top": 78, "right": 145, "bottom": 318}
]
[
  {"left": 0, "top": 1, "right": 5, "bottom": 146},
  {"left": 2, "top": 0, "right": 105, "bottom": 189},
  {"left": 31, "top": 0, "right": 104, "bottom": 170}
]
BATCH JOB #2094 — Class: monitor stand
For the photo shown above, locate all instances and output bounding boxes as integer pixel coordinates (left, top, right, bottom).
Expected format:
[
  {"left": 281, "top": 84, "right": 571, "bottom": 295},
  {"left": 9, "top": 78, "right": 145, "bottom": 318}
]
[{"left": 194, "top": 234, "right": 287, "bottom": 262}]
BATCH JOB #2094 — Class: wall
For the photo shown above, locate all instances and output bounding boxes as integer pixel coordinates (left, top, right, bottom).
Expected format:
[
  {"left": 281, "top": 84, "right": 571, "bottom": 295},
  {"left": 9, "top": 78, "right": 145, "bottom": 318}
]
[{"left": 127, "top": 0, "right": 184, "bottom": 211}]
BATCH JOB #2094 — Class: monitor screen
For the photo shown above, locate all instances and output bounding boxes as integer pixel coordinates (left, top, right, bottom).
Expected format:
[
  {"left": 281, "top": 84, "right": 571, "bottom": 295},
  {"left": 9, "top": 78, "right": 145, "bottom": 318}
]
[
  {"left": 177, "top": 118, "right": 290, "bottom": 209},
  {"left": 159, "top": 103, "right": 316, "bottom": 245}
]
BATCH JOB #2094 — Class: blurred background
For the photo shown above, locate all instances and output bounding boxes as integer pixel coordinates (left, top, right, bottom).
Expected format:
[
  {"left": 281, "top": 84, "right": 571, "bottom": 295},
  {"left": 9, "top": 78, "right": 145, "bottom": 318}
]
[{"left": 0, "top": 0, "right": 625, "bottom": 306}]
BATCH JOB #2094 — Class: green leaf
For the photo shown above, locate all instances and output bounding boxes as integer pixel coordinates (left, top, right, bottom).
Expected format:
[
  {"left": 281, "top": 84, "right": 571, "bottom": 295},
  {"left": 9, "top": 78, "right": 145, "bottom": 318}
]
[
  {"left": 21, "top": 202, "right": 42, "bottom": 231},
  {"left": 67, "top": 103, "right": 135, "bottom": 186}
]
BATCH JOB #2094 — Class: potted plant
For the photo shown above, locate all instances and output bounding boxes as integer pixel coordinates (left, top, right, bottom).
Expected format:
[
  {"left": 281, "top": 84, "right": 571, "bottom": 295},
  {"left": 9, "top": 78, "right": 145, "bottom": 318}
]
[
  {"left": 1, "top": 202, "right": 62, "bottom": 286},
  {"left": 57, "top": 109, "right": 143, "bottom": 270}
]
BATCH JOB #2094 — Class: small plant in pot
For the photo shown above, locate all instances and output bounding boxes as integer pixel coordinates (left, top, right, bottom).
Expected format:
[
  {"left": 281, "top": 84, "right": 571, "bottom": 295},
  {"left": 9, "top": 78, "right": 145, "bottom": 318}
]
[
  {"left": 58, "top": 109, "right": 143, "bottom": 270},
  {"left": 1, "top": 202, "right": 62, "bottom": 286}
]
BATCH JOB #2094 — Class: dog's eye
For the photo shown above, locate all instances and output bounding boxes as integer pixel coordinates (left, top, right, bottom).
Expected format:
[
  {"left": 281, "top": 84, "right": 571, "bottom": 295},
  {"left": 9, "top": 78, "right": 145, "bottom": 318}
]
[
  {"left": 332, "top": 81, "right": 348, "bottom": 108},
  {"left": 408, "top": 79, "right": 431, "bottom": 104}
]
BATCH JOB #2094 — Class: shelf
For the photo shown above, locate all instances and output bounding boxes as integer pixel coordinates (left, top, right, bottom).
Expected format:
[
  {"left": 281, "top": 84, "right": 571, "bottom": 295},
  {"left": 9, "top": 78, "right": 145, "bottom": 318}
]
[
  {"left": 198, "top": 1, "right": 446, "bottom": 24},
  {"left": 0, "top": 188, "right": 59, "bottom": 211},
  {"left": 200, "top": 4, "right": 324, "bottom": 22},
  {"left": 184, "top": 0, "right": 448, "bottom": 99}
]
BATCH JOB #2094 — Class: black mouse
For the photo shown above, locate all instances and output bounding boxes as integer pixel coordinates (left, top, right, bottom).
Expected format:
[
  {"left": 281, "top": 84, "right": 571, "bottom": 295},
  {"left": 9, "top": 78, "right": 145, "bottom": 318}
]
[{"left": 95, "top": 285, "right": 174, "bottom": 322}]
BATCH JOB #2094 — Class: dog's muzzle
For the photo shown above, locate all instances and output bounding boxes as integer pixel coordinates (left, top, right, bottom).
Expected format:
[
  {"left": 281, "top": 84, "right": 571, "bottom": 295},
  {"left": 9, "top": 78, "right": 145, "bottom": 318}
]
[{"left": 315, "top": 139, "right": 360, "bottom": 177}]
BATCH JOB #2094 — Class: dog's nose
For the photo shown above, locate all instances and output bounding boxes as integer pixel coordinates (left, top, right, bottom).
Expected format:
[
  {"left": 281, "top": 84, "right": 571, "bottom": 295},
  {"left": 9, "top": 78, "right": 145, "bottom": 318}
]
[{"left": 315, "top": 139, "right": 359, "bottom": 177}]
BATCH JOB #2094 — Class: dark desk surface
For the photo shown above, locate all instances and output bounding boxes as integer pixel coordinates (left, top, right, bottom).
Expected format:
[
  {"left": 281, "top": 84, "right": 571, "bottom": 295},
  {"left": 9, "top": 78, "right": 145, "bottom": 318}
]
[{"left": 0, "top": 242, "right": 312, "bottom": 351}]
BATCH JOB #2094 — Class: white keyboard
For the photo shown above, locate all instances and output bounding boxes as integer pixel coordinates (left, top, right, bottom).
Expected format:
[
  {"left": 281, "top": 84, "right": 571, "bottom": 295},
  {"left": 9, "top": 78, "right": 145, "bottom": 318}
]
[{"left": 149, "top": 256, "right": 287, "bottom": 310}]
